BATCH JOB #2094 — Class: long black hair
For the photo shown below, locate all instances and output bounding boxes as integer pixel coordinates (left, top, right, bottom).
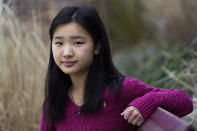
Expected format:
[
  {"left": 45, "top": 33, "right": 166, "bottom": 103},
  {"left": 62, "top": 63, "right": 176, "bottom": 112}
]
[{"left": 43, "top": 5, "right": 125, "bottom": 125}]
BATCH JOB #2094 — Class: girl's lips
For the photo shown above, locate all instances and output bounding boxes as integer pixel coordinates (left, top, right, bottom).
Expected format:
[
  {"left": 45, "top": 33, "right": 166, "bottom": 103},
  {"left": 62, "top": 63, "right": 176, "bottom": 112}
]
[{"left": 62, "top": 61, "right": 77, "bottom": 67}]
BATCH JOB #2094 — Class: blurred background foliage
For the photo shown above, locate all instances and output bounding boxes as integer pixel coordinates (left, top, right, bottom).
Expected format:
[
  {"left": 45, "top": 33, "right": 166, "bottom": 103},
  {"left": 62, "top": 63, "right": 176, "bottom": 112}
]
[
  {"left": 0, "top": 0, "right": 197, "bottom": 130},
  {"left": 92, "top": 0, "right": 197, "bottom": 97},
  {"left": 93, "top": 0, "right": 152, "bottom": 51}
]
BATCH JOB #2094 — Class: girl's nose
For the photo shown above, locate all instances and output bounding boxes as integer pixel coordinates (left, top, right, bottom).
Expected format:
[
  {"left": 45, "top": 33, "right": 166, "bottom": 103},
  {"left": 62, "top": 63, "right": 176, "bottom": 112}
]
[{"left": 63, "top": 45, "right": 74, "bottom": 58}]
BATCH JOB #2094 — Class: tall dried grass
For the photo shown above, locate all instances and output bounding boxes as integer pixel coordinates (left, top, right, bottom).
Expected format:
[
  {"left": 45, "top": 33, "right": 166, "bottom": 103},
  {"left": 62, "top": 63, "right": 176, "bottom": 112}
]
[
  {"left": 142, "top": 0, "right": 197, "bottom": 45},
  {"left": 0, "top": 4, "right": 48, "bottom": 131}
]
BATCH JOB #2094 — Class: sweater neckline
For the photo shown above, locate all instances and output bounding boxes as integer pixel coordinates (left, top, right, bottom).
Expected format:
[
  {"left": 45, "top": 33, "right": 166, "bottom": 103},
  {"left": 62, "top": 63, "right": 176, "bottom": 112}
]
[{"left": 67, "top": 95, "right": 82, "bottom": 108}]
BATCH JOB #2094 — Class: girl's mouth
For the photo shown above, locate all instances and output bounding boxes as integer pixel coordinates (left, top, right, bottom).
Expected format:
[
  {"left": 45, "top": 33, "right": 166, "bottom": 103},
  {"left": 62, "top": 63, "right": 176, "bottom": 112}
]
[{"left": 62, "top": 61, "right": 77, "bottom": 67}]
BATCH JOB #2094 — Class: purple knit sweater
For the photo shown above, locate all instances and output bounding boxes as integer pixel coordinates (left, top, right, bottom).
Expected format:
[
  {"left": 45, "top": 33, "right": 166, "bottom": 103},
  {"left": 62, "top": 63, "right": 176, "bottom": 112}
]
[{"left": 39, "top": 77, "right": 193, "bottom": 131}]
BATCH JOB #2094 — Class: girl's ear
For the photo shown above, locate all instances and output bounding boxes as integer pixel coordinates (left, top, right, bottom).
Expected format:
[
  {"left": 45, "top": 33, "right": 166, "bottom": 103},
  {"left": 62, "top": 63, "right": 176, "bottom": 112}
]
[{"left": 94, "top": 43, "right": 101, "bottom": 55}]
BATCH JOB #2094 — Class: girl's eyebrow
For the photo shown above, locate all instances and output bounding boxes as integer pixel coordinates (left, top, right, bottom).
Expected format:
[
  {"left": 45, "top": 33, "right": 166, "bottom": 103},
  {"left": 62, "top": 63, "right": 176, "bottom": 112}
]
[
  {"left": 70, "top": 35, "right": 86, "bottom": 40},
  {"left": 54, "top": 36, "right": 64, "bottom": 40},
  {"left": 53, "top": 35, "right": 86, "bottom": 40}
]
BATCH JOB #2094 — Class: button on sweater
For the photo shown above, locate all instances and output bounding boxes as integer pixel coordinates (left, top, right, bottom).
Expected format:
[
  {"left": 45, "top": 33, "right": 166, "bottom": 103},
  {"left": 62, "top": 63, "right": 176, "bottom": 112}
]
[{"left": 40, "top": 76, "right": 193, "bottom": 131}]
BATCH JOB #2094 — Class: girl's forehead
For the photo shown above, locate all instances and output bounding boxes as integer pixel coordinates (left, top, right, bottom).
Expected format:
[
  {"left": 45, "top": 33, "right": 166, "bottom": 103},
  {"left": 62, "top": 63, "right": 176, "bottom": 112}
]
[
  {"left": 54, "top": 22, "right": 90, "bottom": 37},
  {"left": 53, "top": 35, "right": 87, "bottom": 41}
]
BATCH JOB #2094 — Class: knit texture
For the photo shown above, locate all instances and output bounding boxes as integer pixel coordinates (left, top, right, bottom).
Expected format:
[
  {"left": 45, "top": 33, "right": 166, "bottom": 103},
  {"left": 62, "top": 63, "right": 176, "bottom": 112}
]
[{"left": 39, "top": 76, "right": 193, "bottom": 131}]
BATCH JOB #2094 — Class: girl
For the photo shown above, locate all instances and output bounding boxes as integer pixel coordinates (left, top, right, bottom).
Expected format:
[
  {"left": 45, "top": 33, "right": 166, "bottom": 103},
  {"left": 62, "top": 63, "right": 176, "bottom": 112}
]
[{"left": 40, "top": 5, "right": 193, "bottom": 131}]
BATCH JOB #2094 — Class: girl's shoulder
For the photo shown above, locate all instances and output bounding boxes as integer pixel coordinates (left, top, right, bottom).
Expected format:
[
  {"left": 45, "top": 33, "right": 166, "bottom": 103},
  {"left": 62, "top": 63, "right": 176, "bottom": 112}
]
[
  {"left": 122, "top": 76, "right": 142, "bottom": 88},
  {"left": 102, "top": 76, "right": 143, "bottom": 101},
  {"left": 120, "top": 76, "right": 150, "bottom": 99}
]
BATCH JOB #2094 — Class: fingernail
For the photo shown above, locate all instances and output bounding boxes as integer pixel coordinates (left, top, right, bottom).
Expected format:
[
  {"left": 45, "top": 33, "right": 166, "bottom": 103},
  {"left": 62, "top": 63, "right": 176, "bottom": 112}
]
[{"left": 120, "top": 113, "right": 124, "bottom": 116}]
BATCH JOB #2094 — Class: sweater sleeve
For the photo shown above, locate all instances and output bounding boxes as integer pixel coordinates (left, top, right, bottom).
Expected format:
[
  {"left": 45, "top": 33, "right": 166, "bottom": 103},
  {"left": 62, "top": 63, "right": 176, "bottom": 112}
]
[
  {"left": 122, "top": 77, "right": 193, "bottom": 121},
  {"left": 39, "top": 112, "right": 56, "bottom": 131}
]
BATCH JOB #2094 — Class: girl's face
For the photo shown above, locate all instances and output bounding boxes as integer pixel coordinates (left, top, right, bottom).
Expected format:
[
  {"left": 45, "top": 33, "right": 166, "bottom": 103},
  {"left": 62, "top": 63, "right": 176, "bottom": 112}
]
[{"left": 52, "top": 22, "right": 97, "bottom": 76}]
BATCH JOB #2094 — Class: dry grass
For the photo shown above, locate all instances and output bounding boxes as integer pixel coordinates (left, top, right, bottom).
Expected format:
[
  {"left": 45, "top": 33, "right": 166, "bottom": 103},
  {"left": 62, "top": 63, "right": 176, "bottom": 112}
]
[
  {"left": 0, "top": 4, "right": 49, "bottom": 131},
  {"left": 142, "top": 0, "right": 197, "bottom": 44}
]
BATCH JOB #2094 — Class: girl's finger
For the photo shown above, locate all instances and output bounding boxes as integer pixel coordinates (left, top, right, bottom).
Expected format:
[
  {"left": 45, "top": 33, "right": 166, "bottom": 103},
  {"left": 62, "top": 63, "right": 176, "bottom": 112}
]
[
  {"left": 128, "top": 113, "right": 137, "bottom": 123},
  {"left": 132, "top": 115, "right": 141, "bottom": 125},
  {"left": 136, "top": 119, "right": 144, "bottom": 127},
  {"left": 123, "top": 110, "right": 132, "bottom": 120},
  {"left": 120, "top": 110, "right": 126, "bottom": 116}
]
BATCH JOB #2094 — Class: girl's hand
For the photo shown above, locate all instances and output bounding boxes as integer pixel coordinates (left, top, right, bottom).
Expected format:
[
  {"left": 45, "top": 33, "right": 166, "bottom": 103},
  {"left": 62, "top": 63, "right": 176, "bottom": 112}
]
[{"left": 121, "top": 106, "right": 144, "bottom": 126}]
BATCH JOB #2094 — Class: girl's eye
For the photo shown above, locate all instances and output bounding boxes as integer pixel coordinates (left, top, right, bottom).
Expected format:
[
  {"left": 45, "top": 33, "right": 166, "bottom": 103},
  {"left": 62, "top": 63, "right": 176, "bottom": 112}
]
[
  {"left": 74, "top": 41, "right": 84, "bottom": 45},
  {"left": 55, "top": 42, "right": 63, "bottom": 46}
]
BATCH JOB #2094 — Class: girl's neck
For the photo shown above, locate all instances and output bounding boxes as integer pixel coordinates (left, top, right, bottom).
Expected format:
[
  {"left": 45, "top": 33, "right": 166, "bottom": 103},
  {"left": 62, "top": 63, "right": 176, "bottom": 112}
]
[
  {"left": 70, "top": 71, "right": 88, "bottom": 95},
  {"left": 68, "top": 72, "right": 88, "bottom": 106}
]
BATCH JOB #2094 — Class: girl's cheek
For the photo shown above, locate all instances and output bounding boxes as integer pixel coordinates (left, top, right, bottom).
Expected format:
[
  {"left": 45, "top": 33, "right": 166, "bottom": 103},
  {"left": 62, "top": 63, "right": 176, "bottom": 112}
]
[
  {"left": 53, "top": 47, "right": 60, "bottom": 57},
  {"left": 52, "top": 50, "right": 61, "bottom": 63}
]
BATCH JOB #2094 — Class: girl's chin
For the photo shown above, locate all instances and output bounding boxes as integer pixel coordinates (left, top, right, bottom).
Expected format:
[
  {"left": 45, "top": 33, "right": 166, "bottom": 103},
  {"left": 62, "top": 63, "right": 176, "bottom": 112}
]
[
  {"left": 61, "top": 69, "right": 80, "bottom": 75},
  {"left": 62, "top": 71, "right": 76, "bottom": 75},
  {"left": 62, "top": 69, "right": 89, "bottom": 76}
]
